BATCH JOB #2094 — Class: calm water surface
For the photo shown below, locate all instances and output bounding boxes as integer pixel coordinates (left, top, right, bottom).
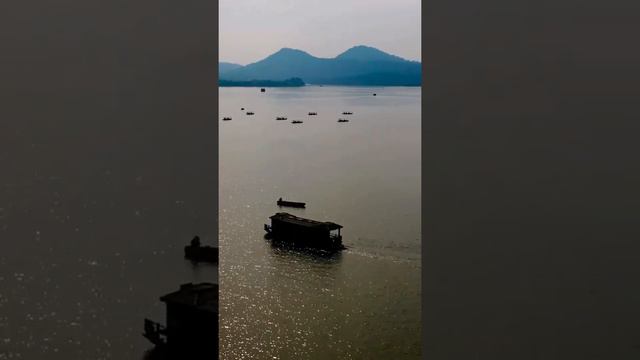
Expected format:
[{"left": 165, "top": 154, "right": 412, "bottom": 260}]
[
  {"left": 0, "top": 2, "right": 218, "bottom": 357},
  {"left": 219, "top": 86, "right": 421, "bottom": 359},
  {"left": 0, "top": 93, "right": 217, "bottom": 359}
]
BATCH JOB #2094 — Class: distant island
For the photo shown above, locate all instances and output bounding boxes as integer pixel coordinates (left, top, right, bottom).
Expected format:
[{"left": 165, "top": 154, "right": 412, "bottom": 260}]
[
  {"left": 219, "top": 77, "right": 305, "bottom": 87},
  {"left": 219, "top": 45, "right": 421, "bottom": 86}
]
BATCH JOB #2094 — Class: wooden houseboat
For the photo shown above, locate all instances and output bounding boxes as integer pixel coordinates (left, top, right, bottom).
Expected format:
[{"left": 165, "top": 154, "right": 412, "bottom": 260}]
[
  {"left": 264, "top": 212, "right": 344, "bottom": 250},
  {"left": 143, "top": 283, "right": 218, "bottom": 358}
]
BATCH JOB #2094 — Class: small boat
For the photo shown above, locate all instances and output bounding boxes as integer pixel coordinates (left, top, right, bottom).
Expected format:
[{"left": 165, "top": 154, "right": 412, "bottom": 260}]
[
  {"left": 308, "top": 112, "right": 317, "bottom": 116},
  {"left": 342, "top": 112, "right": 353, "bottom": 115},
  {"left": 246, "top": 112, "right": 255, "bottom": 115},
  {"left": 337, "top": 119, "right": 349, "bottom": 123},
  {"left": 373, "top": 93, "right": 377, "bottom": 96},
  {"left": 241, "top": 107, "right": 245, "bottom": 110},
  {"left": 291, "top": 120, "right": 303, "bottom": 124},
  {"left": 276, "top": 117, "right": 288, "bottom": 120},
  {"left": 184, "top": 236, "right": 218, "bottom": 263},
  {"left": 260, "top": 88, "right": 266, "bottom": 92},
  {"left": 222, "top": 117, "right": 232, "bottom": 121},
  {"left": 277, "top": 197, "right": 306, "bottom": 208}
]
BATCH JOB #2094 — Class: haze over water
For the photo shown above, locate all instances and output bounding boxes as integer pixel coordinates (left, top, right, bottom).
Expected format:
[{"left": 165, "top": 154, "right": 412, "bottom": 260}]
[{"left": 219, "top": 86, "right": 421, "bottom": 359}]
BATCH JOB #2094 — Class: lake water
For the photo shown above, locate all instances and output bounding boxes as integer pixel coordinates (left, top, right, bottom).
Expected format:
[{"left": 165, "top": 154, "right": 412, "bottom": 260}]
[
  {"left": 0, "top": 2, "right": 219, "bottom": 358},
  {"left": 0, "top": 85, "right": 217, "bottom": 359},
  {"left": 219, "top": 86, "right": 421, "bottom": 359}
]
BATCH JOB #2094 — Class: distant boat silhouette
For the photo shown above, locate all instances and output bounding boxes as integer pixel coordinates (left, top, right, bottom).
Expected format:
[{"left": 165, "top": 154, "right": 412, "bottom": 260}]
[
  {"left": 373, "top": 93, "right": 377, "bottom": 96},
  {"left": 246, "top": 112, "right": 254, "bottom": 115},
  {"left": 222, "top": 117, "right": 232, "bottom": 121},
  {"left": 291, "top": 120, "right": 303, "bottom": 124},
  {"left": 241, "top": 107, "right": 245, "bottom": 110},
  {"left": 260, "top": 88, "right": 266, "bottom": 92},
  {"left": 342, "top": 112, "right": 353, "bottom": 115},
  {"left": 276, "top": 117, "right": 287, "bottom": 120},
  {"left": 337, "top": 119, "right": 349, "bottom": 123},
  {"left": 184, "top": 236, "right": 218, "bottom": 264},
  {"left": 277, "top": 197, "right": 306, "bottom": 208},
  {"left": 308, "top": 112, "right": 317, "bottom": 116}
]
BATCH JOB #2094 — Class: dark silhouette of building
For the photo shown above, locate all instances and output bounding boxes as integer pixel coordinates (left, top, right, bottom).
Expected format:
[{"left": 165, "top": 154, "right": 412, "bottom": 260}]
[
  {"left": 144, "top": 283, "right": 218, "bottom": 358},
  {"left": 264, "top": 212, "right": 343, "bottom": 250}
]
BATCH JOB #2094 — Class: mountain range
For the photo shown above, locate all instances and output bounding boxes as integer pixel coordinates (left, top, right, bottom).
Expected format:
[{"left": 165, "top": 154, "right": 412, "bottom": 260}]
[
  {"left": 219, "top": 62, "right": 243, "bottom": 74},
  {"left": 219, "top": 45, "right": 421, "bottom": 86}
]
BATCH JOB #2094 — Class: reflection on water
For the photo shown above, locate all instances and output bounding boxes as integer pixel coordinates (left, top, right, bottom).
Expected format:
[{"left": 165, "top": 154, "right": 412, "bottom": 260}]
[
  {"left": 267, "top": 242, "right": 345, "bottom": 264},
  {"left": 220, "top": 86, "right": 421, "bottom": 359}
]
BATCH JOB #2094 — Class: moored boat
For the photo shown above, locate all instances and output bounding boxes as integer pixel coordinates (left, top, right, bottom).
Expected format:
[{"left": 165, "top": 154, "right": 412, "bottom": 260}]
[{"left": 184, "top": 236, "right": 218, "bottom": 263}]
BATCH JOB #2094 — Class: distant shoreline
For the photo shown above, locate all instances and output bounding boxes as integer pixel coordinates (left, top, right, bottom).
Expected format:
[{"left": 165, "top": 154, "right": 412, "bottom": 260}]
[
  {"left": 305, "top": 84, "right": 421, "bottom": 87},
  {"left": 218, "top": 83, "right": 421, "bottom": 88},
  {"left": 219, "top": 78, "right": 305, "bottom": 87}
]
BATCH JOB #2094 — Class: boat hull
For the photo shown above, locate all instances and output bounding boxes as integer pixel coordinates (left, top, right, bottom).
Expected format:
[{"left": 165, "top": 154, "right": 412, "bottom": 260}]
[
  {"left": 277, "top": 200, "right": 306, "bottom": 208},
  {"left": 263, "top": 224, "right": 344, "bottom": 251}
]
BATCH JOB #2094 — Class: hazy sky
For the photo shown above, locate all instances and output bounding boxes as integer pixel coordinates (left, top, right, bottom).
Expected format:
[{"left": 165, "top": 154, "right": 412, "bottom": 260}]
[{"left": 220, "top": 0, "right": 421, "bottom": 65}]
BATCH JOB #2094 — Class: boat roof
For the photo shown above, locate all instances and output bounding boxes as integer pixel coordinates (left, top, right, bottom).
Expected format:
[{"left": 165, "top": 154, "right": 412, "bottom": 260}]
[
  {"left": 160, "top": 283, "right": 218, "bottom": 314},
  {"left": 269, "top": 212, "right": 342, "bottom": 230}
]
